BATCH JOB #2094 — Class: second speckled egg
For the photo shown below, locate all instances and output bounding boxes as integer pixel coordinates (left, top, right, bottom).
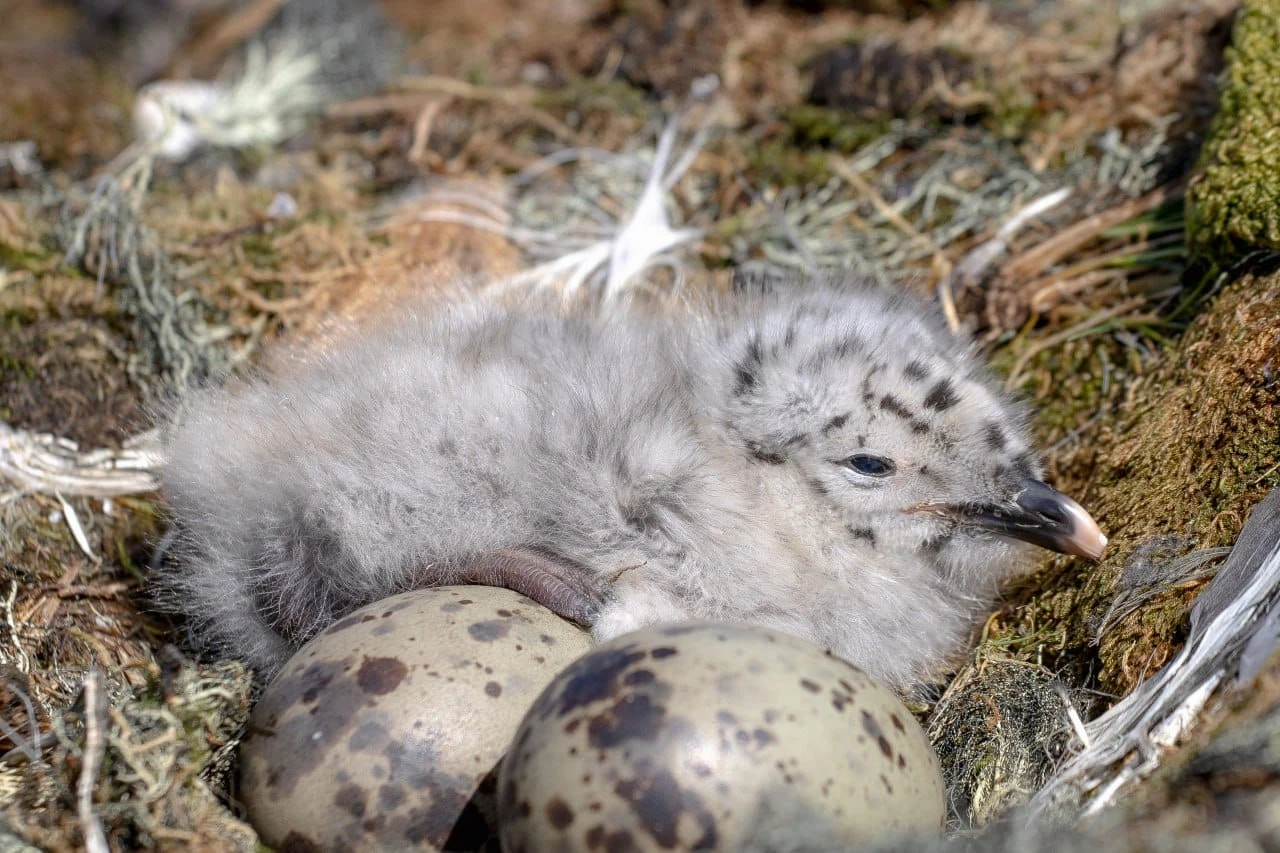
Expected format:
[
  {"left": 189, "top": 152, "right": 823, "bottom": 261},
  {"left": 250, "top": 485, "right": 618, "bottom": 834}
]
[{"left": 498, "top": 622, "right": 945, "bottom": 852}]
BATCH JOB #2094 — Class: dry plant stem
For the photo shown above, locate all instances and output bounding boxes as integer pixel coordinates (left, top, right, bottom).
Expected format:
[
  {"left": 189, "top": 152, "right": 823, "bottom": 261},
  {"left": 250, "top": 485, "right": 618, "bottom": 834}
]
[
  {"left": 178, "top": 0, "right": 286, "bottom": 76},
  {"left": 54, "top": 584, "right": 132, "bottom": 600},
  {"left": 829, "top": 155, "right": 945, "bottom": 261},
  {"left": 409, "top": 98, "right": 450, "bottom": 165},
  {"left": 396, "top": 75, "right": 583, "bottom": 144},
  {"left": 325, "top": 93, "right": 438, "bottom": 119},
  {"left": 829, "top": 155, "right": 960, "bottom": 329},
  {"left": 1004, "top": 296, "right": 1149, "bottom": 391},
  {"left": 0, "top": 421, "right": 161, "bottom": 498},
  {"left": 1028, "top": 269, "right": 1121, "bottom": 313},
  {"left": 77, "top": 669, "right": 109, "bottom": 853},
  {"left": 1027, "top": 233, "right": 1183, "bottom": 295},
  {"left": 1003, "top": 186, "right": 1177, "bottom": 282}
]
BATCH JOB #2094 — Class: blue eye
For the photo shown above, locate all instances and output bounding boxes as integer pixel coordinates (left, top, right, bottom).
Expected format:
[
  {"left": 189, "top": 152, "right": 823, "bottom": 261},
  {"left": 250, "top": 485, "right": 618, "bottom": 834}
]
[{"left": 846, "top": 455, "right": 896, "bottom": 477}]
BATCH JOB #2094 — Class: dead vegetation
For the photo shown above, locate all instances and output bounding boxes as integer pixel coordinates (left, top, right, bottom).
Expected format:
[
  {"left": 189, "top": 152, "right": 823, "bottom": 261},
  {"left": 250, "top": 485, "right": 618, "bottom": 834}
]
[{"left": 1, "top": 0, "right": 1277, "bottom": 847}]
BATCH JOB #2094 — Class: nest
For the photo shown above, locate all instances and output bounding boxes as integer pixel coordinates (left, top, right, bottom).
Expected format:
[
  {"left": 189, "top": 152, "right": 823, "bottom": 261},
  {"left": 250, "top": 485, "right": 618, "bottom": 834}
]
[{"left": 2, "top": 0, "right": 1278, "bottom": 848}]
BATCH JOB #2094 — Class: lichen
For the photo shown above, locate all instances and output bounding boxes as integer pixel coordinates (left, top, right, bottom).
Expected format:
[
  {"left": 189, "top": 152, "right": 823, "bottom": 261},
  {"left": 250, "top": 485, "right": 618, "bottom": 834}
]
[{"left": 1185, "top": 0, "right": 1280, "bottom": 260}]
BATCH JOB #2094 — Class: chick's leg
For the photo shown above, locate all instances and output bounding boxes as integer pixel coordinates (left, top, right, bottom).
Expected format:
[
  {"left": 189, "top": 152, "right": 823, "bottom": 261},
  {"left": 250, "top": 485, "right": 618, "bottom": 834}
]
[{"left": 456, "top": 548, "right": 608, "bottom": 628}]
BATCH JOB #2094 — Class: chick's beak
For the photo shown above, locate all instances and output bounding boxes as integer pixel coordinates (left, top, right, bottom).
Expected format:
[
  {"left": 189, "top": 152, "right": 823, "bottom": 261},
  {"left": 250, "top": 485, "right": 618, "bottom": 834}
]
[{"left": 935, "top": 479, "right": 1108, "bottom": 560}]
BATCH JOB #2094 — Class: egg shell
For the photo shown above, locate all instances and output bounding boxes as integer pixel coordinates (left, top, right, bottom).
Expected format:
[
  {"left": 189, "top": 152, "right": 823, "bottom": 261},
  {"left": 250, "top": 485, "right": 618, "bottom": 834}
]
[
  {"left": 499, "top": 622, "right": 945, "bottom": 852},
  {"left": 238, "top": 585, "right": 592, "bottom": 852}
]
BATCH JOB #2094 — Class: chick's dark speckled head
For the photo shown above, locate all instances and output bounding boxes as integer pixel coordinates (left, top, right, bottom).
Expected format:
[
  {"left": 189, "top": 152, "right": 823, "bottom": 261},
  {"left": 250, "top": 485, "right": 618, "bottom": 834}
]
[{"left": 708, "top": 286, "right": 1105, "bottom": 601}]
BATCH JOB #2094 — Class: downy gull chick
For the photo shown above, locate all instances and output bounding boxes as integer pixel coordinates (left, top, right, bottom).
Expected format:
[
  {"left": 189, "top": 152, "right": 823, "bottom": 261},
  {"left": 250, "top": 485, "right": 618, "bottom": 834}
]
[{"left": 158, "top": 279, "right": 1106, "bottom": 692}]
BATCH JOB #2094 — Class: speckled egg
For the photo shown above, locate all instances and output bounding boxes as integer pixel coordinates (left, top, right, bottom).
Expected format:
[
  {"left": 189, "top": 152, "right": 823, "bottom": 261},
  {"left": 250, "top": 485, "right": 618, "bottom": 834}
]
[
  {"left": 238, "top": 586, "right": 592, "bottom": 852},
  {"left": 498, "top": 622, "right": 945, "bottom": 852}
]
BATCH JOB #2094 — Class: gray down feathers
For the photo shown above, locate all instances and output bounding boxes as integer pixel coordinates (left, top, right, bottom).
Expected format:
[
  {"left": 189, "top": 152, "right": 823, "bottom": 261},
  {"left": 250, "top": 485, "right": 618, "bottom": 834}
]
[{"left": 159, "top": 278, "right": 1044, "bottom": 692}]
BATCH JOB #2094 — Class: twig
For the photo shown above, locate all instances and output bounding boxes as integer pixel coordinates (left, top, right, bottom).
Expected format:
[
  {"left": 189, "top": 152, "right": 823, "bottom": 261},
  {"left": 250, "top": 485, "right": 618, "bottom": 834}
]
[
  {"left": 396, "top": 75, "right": 583, "bottom": 144},
  {"left": 1004, "top": 297, "right": 1147, "bottom": 391},
  {"left": 0, "top": 422, "right": 162, "bottom": 498},
  {"left": 0, "top": 731, "right": 56, "bottom": 766},
  {"left": 408, "top": 98, "right": 450, "bottom": 166},
  {"left": 1028, "top": 269, "right": 1119, "bottom": 313},
  {"left": 0, "top": 668, "right": 45, "bottom": 765},
  {"left": 177, "top": 0, "right": 286, "bottom": 76},
  {"left": 1003, "top": 186, "right": 1176, "bottom": 282},
  {"left": 52, "top": 583, "right": 134, "bottom": 600},
  {"left": 78, "top": 669, "right": 110, "bottom": 853}
]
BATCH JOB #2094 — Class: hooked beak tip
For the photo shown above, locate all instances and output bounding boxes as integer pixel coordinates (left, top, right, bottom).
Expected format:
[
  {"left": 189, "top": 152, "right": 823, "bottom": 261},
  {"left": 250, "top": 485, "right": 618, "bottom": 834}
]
[
  {"left": 1020, "top": 479, "right": 1107, "bottom": 560},
  {"left": 1058, "top": 500, "right": 1108, "bottom": 560},
  {"left": 1011, "top": 478, "right": 1108, "bottom": 560},
  {"left": 922, "top": 479, "right": 1108, "bottom": 561}
]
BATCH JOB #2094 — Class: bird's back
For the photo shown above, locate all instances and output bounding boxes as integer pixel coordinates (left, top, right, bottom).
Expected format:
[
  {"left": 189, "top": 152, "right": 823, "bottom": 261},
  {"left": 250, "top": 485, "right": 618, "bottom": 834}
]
[{"left": 160, "top": 298, "right": 718, "bottom": 671}]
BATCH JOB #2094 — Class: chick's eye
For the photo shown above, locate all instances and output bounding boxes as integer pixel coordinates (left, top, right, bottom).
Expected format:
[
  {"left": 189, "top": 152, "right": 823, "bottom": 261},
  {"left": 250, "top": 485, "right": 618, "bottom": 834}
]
[{"left": 845, "top": 454, "right": 896, "bottom": 477}]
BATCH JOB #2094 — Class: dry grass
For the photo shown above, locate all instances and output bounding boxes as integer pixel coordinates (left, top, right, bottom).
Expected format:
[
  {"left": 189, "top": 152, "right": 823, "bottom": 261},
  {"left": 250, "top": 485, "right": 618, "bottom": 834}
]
[{"left": 1, "top": 0, "right": 1274, "bottom": 846}]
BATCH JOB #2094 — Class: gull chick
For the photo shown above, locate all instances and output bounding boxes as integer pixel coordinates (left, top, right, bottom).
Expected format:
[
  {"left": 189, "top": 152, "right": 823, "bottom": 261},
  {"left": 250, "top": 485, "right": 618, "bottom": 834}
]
[{"left": 158, "top": 280, "right": 1105, "bottom": 692}]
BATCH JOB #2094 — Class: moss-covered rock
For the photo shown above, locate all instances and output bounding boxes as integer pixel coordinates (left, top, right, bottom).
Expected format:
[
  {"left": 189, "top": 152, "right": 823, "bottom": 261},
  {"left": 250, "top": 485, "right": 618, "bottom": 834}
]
[
  {"left": 1185, "top": 0, "right": 1280, "bottom": 260},
  {"left": 929, "top": 263, "right": 1280, "bottom": 825},
  {"left": 988, "top": 263, "right": 1280, "bottom": 698}
]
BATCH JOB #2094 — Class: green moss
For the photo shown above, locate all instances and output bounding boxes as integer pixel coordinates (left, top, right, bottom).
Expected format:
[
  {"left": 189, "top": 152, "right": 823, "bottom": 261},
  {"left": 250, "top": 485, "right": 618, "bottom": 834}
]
[
  {"left": 534, "top": 77, "right": 653, "bottom": 121},
  {"left": 986, "top": 84, "right": 1041, "bottom": 141},
  {"left": 1185, "top": 0, "right": 1280, "bottom": 260},
  {"left": 782, "top": 104, "right": 894, "bottom": 154},
  {"left": 0, "top": 240, "right": 53, "bottom": 272},
  {"left": 744, "top": 139, "right": 834, "bottom": 188},
  {"left": 239, "top": 233, "right": 281, "bottom": 268},
  {"left": 986, "top": 266, "right": 1280, "bottom": 694}
]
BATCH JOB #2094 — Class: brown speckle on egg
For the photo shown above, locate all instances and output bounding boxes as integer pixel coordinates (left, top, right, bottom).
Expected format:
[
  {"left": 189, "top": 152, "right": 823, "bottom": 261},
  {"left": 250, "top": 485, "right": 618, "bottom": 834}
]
[
  {"left": 348, "top": 720, "right": 388, "bottom": 751},
  {"left": 278, "top": 831, "right": 322, "bottom": 852},
  {"left": 545, "top": 796, "right": 575, "bottom": 829},
  {"left": 356, "top": 656, "right": 407, "bottom": 694},
  {"left": 334, "top": 783, "right": 367, "bottom": 817},
  {"left": 586, "top": 694, "right": 669, "bottom": 748},
  {"left": 379, "top": 784, "right": 406, "bottom": 809}
]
